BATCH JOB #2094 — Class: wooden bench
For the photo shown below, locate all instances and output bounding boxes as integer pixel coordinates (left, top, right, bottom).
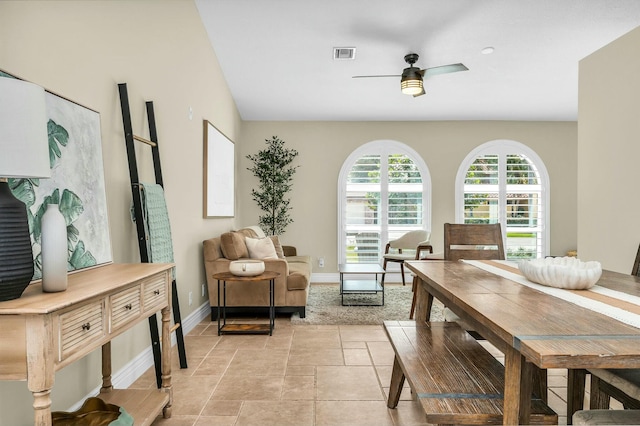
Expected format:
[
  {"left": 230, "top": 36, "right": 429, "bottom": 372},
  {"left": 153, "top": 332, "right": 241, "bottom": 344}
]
[
  {"left": 383, "top": 320, "right": 557, "bottom": 425},
  {"left": 573, "top": 409, "right": 640, "bottom": 425},
  {"left": 589, "top": 368, "right": 640, "bottom": 409}
]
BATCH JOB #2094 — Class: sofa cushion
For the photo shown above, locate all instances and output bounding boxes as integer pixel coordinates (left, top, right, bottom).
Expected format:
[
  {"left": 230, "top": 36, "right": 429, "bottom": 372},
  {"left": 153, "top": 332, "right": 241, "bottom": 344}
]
[
  {"left": 220, "top": 232, "right": 248, "bottom": 260},
  {"left": 246, "top": 237, "right": 279, "bottom": 259},
  {"left": 269, "top": 236, "right": 285, "bottom": 259}
]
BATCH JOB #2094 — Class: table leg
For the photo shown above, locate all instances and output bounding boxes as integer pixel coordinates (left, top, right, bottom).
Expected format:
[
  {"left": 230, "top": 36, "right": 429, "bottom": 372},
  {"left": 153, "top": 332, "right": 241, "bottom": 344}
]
[
  {"left": 26, "top": 315, "right": 55, "bottom": 426},
  {"left": 504, "top": 346, "right": 532, "bottom": 425},
  {"left": 567, "top": 369, "right": 586, "bottom": 424},
  {"left": 413, "top": 279, "right": 434, "bottom": 324},
  {"left": 32, "top": 389, "right": 53, "bottom": 426},
  {"left": 269, "top": 278, "right": 275, "bottom": 335},
  {"left": 26, "top": 315, "right": 55, "bottom": 425},
  {"left": 217, "top": 279, "right": 221, "bottom": 335},
  {"left": 101, "top": 342, "right": 113, "bottom": 393}
]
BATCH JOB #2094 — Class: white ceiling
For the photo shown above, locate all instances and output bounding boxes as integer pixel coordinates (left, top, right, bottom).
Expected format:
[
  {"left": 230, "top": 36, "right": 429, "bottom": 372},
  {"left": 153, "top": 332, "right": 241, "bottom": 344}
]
[{"left": 195, "top": 0, "right": 640, "bottom": 122}]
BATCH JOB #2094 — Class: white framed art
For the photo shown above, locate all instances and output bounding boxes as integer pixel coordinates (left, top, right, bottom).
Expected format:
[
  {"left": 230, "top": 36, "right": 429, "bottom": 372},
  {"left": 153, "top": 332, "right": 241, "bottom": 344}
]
[{"left": 203, "top": 120, "right": 235, "bottom": 217}]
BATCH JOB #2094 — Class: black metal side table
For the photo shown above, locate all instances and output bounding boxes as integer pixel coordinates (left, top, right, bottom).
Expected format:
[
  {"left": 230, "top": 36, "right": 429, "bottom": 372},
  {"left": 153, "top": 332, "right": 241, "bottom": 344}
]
[{"left": 212, "top": 270, "right": 279, "bottom": 335}]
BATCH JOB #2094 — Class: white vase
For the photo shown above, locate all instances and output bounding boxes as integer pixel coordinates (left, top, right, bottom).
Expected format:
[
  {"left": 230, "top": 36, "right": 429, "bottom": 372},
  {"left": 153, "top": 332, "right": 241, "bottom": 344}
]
[{"left": 41, "top": 204, "right": 68, "bottom": 292}]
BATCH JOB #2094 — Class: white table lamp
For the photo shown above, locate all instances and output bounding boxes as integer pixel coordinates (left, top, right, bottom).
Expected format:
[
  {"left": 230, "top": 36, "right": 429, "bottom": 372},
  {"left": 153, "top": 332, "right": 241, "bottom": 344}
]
[{"left": 0, "top": 77, "right": 50, "bottom": 301}]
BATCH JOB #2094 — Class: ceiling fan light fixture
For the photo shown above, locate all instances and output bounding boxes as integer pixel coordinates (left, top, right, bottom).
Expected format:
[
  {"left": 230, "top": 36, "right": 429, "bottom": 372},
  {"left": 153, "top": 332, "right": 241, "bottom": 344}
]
[
  {"left": 401, "top": 78, "right": 423, "bottom": 95},
  {"left": 401, "top": 67, "right": 423, "bottom": 95}
]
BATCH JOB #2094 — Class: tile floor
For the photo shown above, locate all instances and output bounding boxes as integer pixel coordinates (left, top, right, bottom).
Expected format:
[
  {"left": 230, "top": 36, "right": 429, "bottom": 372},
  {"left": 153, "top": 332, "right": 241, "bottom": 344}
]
[{"left": 133, "top": 315, "right": 621, "bottom": 425}]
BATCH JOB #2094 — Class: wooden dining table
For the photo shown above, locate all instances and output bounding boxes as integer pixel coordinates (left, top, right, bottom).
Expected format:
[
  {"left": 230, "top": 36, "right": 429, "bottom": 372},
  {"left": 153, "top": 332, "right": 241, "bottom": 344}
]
[{"left": 406, "top": 259, "right": 640, "bottom": 425}]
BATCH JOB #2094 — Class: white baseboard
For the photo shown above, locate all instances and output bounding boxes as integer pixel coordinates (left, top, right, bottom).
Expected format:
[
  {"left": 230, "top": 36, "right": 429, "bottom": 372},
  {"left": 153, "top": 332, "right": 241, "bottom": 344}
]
[
  {"left": 69, "top": 301, "right": 210, "bottom": 411},
  {"left": 179, "top": 300, "right": 211, "bottom": 334}
]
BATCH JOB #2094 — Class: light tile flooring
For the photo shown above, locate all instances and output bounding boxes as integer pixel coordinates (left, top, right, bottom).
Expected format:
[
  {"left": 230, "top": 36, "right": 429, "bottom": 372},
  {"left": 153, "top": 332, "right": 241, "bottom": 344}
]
[{"left": 134, "top": 316, "right": 622, "bottom": 425}]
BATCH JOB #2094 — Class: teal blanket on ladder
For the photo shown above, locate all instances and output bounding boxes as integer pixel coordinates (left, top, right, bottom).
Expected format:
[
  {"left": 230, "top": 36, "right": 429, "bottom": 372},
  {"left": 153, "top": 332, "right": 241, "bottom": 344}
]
[{"left": 139, "top": 183, "right": 175, "bottom": 279}]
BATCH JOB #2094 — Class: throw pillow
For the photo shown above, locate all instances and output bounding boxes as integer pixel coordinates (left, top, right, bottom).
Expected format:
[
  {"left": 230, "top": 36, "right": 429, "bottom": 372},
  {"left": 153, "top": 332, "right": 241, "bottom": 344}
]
[
  {"left": 220, "top": 232, "right": 249, "bottom": 260},
  {"left": 236, "top": 226, "right": 266, "bottom": 239},
  {"left": 269, "top": 235, "right": 285, "bottom": 259},
  {"left": 235, "top": 227, "right": 259, "bottom": 239},
  {"left": 245, "top": 237, "right": 278, "bottom": 260}
]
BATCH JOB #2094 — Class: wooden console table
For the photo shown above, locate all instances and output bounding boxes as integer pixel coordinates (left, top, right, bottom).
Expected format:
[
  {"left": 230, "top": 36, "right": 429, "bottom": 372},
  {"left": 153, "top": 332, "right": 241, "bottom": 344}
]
[{"left": 0, "top": 262, "right": 174, "bottom": 426}]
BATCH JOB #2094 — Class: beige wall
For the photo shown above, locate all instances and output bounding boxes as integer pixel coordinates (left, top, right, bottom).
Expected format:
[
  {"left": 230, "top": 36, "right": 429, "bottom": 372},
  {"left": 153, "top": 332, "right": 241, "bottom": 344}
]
[
  {"left": 0, "top": 1, "right": 242, "bottom": 424},
  {"left": 1, "top": 1, "right": 583, "bottom": 423},
  {"left": 578, "top": 26, "right": 640, "bottom": 273},
  {"left": 239, "top": 121, "right": 578, "bottom": 272}
]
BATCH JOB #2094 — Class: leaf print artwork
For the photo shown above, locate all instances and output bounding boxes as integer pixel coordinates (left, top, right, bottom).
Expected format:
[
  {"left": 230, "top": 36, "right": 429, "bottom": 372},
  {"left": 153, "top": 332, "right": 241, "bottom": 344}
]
[
  {"left": 10, "top": 119, "right": 99, "bottom": 279},
  {"left": 5, "top": 83, "right": 112, "bottom": 279}
]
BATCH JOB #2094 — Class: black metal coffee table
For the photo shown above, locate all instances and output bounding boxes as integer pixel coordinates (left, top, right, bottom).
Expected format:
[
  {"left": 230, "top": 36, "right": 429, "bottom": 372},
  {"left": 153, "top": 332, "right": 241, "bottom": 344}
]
[{"left": 338, "top": 263, "right": 385, "bottom": 306}]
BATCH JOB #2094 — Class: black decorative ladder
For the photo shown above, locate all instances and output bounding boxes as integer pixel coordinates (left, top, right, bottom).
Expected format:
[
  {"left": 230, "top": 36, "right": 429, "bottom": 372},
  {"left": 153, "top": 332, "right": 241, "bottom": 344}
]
[{"left": 118, "top": 83, "right": 188, "bottom": 387}]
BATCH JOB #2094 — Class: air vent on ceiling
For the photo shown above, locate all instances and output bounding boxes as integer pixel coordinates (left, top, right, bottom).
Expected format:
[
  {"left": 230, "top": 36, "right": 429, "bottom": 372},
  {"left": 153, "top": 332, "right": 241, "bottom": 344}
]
[{"left": 333, "top": 47, "right": 356, "bottom": 60}]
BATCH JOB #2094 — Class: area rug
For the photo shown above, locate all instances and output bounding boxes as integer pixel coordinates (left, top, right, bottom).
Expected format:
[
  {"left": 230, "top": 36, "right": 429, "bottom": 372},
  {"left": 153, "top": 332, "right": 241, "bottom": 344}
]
[{"left": 290, "top": 284, "right": 445, "bottom": 325}]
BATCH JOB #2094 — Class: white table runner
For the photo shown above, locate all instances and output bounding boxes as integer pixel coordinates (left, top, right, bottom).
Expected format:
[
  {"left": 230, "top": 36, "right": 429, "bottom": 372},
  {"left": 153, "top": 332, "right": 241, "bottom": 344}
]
[{"left": 463, "top": 260, "right": 640, "bottom": 330}]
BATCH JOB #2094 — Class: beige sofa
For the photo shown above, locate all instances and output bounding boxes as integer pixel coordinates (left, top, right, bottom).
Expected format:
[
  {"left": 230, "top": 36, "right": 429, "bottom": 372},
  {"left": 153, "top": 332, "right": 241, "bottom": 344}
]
[{"left": 203, "top": 226, "right": 311, "bottom": 319}]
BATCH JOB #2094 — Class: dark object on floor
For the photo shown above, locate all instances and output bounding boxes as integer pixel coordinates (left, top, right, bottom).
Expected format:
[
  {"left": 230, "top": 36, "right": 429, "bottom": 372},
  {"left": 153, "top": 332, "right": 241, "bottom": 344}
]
[{"left": 52, "top": 397, "right": 133, "bottom": 426}]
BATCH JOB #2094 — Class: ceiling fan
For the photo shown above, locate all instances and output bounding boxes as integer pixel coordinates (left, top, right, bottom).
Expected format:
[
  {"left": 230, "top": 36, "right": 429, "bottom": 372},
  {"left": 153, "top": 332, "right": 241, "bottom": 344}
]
[{"left": 353, "top": 53, "right": 468, "bottom": 97}]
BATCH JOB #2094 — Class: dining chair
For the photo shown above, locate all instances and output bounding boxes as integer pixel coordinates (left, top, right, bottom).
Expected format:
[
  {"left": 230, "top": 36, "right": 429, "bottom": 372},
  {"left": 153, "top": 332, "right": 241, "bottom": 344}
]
[
  {"left": 444, "top": 222, "right": 505, "bottom": 262},
  {"left": 381, "top": 229, "right": 431, "bottom": 286},
  {"left": 439, "top": 222, "right": 549, "bottom": 402},
  {"left": 587, "top": 243, "right": 640, "bottom": 410},
  {"left": 438, "top": 223, "right": 506, "bottom": 329}
]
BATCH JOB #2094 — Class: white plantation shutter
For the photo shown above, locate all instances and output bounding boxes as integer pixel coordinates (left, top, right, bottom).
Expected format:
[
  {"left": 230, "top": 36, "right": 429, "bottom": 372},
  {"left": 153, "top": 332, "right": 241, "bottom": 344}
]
[
  {"left": 388, "top": 155, "right": 423, "bottom": 230},
  {"left": 463, "top": 154, "right": 500, "bottom": 224},
  {"left": 505, "top": 154, "right": 543, "bottom": 258},
  {"left": 345, "top": 155, "right": 382, "bottom": 263},
  {"left": 457, "top": 142, "right": 549, "bottom": 259},
  {"left": 340, "top": 141, "right": 430, "bottom": 265}
]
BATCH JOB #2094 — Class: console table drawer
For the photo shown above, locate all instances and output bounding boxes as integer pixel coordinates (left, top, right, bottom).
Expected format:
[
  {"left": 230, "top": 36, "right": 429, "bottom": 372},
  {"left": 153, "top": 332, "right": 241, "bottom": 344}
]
[
  {"left": 143, "top": 273, "right": 168, "bottom": 313},
  {"left": 59, "top": 301, "right": 104, "bottom": 361},
  {"left": 110, "top": 287, "right": 141, "bottom": 331}
]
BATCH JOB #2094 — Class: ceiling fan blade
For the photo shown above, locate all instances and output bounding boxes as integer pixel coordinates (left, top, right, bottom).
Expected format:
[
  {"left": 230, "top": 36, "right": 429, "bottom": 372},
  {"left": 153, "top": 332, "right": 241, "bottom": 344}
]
[
  {"left": 352, "top": 74, "right": 401, "bottom": 79},
  {"left": 413, "top": 88, "right": 426, "bottom": 98},
  {"left": 421, "top": 63, "right": 468, "bottom": 78}
]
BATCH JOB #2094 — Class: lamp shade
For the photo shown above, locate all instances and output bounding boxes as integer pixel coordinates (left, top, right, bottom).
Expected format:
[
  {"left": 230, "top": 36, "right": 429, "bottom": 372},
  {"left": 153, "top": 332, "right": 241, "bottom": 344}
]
[
  {"left": 0, "top": 77, "right": 50, "bottom": 301},
  {"left": 401, "top": 78, "right": 423, "bottom": 96},
  {"left": 0, "top": 77, "right": 50, "bottom": 179},
  {"left": 401, "top": 67, "right": 424, "bottom": 96}
]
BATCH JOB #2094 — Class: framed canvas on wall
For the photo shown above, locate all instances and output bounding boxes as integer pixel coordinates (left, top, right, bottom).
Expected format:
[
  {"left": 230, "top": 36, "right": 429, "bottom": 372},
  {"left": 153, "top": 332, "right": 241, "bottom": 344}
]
[
  {"left": 203, "top": 120, "right": 235, "bottom": 218},
  {"left": 2, "top": 70, "right": 112, "bottom": 280}
]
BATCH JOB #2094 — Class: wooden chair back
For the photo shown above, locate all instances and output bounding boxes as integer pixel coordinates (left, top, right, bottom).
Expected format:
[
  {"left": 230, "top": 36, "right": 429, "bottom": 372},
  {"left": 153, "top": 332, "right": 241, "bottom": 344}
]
[
  {"left": 444, "top": 223, "right": 505, "bottom": 261},
  {"left": 632, "top": 243, "right": 640, "bottom": 276}
]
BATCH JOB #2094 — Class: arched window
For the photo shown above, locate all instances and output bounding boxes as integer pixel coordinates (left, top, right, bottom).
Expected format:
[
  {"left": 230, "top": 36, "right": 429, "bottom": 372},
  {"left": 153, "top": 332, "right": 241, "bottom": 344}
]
[
  {"left": 455, "top": 140, "right": 550, "bottom": 259},
  {"left": 338, "top": 140, "right": 431, "bottom": 265}
]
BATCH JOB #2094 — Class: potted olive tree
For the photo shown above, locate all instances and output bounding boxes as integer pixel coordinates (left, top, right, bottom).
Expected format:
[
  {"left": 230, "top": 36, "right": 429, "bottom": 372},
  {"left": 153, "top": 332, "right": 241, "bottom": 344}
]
[{"left": 246, "top": 136, "right": 299, "bottom": 235}]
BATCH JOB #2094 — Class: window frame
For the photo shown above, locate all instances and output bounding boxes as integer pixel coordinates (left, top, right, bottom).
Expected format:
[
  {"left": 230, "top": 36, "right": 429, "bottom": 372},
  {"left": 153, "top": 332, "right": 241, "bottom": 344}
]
[
  {"left": 337, "top": 140, "right": 431, "bottom": 264},
  {"left": 455, "top": 140, "right": 550, "bottom": 258}
]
